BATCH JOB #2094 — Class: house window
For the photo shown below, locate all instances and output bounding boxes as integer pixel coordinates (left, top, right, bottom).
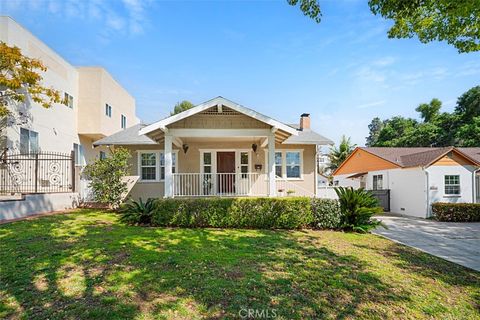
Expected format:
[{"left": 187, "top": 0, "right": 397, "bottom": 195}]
[
  {"left": 240, "top": 152, "right": 249, "bottom": 178},
  {"left": 105, "top": 104, "right": 112, "bottom": 117},
  {"left": 73, "top": 143, "right": 85, "bottom": 165},
  {"left": 121, "top": 114, "right": 127, "bottom": 129},
  {"left": 140, "top": 152, "right": 157, "bottom": 181},
  {"left": 275, "top": 152, "right": 282, "bottom": 177},
  {"left": 20, "top": 128, "right": 39, "bottom": 154},
  {"left": 286, "top": 152, "right": 301, "bottom": 178},
  {"left": 64, "top": 92, "right": 73, "bottom": 108},
  {"left": 202, "top": 152, "right": 212, "bottom": 174},
  {"left": 445, "top": 175, "right": 460, "bottom": 195},
  {"left": 99, "top": 151, "right": 106, "bottom": 160},
  {"left": 373, "top": 175, "right": 383, "bottom": 190},
  {"left": 160, "top": 152, "right": 176, "bottom": 180}
]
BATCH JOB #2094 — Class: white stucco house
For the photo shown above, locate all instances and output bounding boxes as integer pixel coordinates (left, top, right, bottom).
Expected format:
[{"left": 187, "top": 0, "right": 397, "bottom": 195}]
[{"left": 333, "top": 147, "right": 480, "bottom": 218}]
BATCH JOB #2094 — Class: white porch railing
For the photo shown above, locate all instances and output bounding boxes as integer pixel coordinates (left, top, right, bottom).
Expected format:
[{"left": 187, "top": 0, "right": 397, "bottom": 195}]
[
  {"left": 317, "top": 186, "right": 338, "bottom": 199},
  {"left": 173, "top": 173, "right": 268, "bottom": 197}
]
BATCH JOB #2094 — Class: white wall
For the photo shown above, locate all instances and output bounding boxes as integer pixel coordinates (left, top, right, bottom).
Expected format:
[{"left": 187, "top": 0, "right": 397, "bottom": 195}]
[
  {"left": 1, "top": 17, "right": 80, "bottom": 154},
  {"left": 426, "top": 165, "right": 476, "bottom": 211},
  {"left": 0, "top": 192, "right": 80, "bottom": 221},
  {"left": 332, "top": 173, "right": 361, "bottom": 188},
  {"left": 366, "top": 168, "right": 427, "bottom": 218}
]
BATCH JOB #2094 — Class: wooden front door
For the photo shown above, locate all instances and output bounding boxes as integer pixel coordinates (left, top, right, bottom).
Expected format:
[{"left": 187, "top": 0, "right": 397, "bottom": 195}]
[{"left": 217, "top": 152, "right": 235, "bottom": 194}]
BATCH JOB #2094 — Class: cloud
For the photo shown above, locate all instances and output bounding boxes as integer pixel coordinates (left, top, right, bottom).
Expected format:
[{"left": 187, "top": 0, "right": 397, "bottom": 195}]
[
  {"left": 372, "top": 56, "right": 395, "bottom": 67},
  {"left": 355, "top": 100, "right": 386, "bottom": 109}
]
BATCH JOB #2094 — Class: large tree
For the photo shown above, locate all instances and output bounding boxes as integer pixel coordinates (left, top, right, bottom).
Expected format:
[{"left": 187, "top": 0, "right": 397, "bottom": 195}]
[
  {"left": 366, "top": 117, "right": 384, "bottom": 147},
  {"left": 290, "top": 0, "right": 480, "bottom": 53},
  {"left": 328, "top": 135, "right": 356, "bottom": 172},
  {"left": 416, "top": 98, "right": 442, "bottom": 123},
  {"left": 171, "top": 100, "right": 195, "bottom": 116},
  {"left": 0, "top": 42, "right": 61, "bottom": 117}
]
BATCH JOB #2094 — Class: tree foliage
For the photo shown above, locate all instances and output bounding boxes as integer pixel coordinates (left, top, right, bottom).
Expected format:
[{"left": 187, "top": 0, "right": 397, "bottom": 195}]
[
  {"left": 171, "top": 100, "right": 195, "bottom": 116},
  {"left": 0, "top": 41, "right": 61, "bottom": 117},
  {"left": 328, "top": 135, "right": 356, "bottom": 172},
  {"left": 291, "top": 0, "right": 479, "bottom": 53},
  {"left": 367, "top": 85, "right": 480, "bottom": 147},
  {"left": 83, "top": 147, "right": 131, "bottom": 208}
]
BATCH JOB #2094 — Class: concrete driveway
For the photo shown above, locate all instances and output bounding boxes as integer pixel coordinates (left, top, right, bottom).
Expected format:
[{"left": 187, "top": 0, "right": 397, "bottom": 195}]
[{"left": 374, "top": 215, "right": 480, "bottom": 272}]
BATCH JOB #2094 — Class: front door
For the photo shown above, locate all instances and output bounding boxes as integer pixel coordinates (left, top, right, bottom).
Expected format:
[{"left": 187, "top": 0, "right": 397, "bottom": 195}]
[{"left": 217, "top": 152, "right": 235, "bottom": 194}]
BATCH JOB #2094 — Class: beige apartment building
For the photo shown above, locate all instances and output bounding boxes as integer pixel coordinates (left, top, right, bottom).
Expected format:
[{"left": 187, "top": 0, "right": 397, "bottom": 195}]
[{"left": 0, "top": 16, "right": 139, "bottom": 164}]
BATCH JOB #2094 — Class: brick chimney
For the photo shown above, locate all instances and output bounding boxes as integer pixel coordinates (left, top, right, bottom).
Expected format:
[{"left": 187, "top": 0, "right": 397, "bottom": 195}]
[{"left": 300, "top": 113, "right": 310, "bottom": 130}]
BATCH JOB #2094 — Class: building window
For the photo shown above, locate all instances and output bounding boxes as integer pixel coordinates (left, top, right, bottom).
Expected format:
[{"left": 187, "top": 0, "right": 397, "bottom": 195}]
[
  {"left": 64, "top": 92, "right": 73, "bottom": 108},
  {"left": 73, "top": 143, "right": 85, "bottom": 165},
  {"left": 373, "top": 175, "right": 383, "bottom": 190},
  {"left": 121, "top": 114, "right": 127, "bottom": 129},
  {"left": 160, "top": 152, "right": 176, "bottom": 180},
  {"left": 202, "top": 152, "right": 212, "bottom": 174},
  {"left": 140, "top": 152, "right": 157, "bottom": 181},
  {"left": 275, "top": 152, "right": 282, "bottom": 177},
  {"left": 20, "top": 128, "right": 39, "bottom": 154},
  {"left": 445, "top": 175, "right": 460, "bottom": 195},
  {"left": 99, "top": 151, "right": 106, "bottom": 160},
  {"left": 240, "top": 151, "right": 249, "bottom": 178},
  {"left": 105, "top": 104, "right": 112, "bottom": 117},
  {"left": 286, "top": 151, "right": 301, "bottom": 178}
]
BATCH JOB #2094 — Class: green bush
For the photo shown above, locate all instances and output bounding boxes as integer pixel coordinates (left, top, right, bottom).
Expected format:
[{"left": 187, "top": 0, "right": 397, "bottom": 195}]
[
  {"left": 119, "top": 198, "right": 156, "bottom": 225},
  {"left": 138, "top": 197, "right": 313, "bottom": 229},
  {"left": 335, "top": 187, "right": 383, "bottom": 233},
  {"left": 311, "top": 198, "right": 342, "bottom": 229},
  {"left": 432, "top": 202, "right": 480, "bottom": 222}
]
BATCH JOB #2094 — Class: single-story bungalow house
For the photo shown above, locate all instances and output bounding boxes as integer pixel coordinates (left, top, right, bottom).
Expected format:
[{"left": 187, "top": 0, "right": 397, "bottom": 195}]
[
  {"left": 333, "top": 147, "right": 480, "bottom": 218},
  {"left": 94, "top": 97, "right": 333, "bottom": 199}
]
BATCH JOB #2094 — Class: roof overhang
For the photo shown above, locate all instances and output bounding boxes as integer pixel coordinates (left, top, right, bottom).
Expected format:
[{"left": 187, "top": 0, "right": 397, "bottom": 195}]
[
  {"left": 138, "top": 97, "right": 298, "bottom": 137},
  {"left": 347, "top": 172, "right": 368, "bottom": 179}
]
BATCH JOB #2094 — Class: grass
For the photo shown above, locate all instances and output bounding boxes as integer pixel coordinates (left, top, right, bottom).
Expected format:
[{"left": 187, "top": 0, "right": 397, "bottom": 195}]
[{"left": 0, "top": 210, "right": 479, "bottom": 319}]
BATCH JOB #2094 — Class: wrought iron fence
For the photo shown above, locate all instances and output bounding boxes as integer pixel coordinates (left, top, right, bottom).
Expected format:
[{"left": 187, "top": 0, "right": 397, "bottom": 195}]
[{"left": 0, "top": 151, "right": 75, "bottom": 195}]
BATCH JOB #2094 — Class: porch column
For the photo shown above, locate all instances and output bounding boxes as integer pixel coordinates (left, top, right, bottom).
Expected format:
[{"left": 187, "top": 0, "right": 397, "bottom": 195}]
[
  {"left": 164, "top": 134, "right": 173, "bottom": 198},
  {"left": 268, "top": 129, "right": 276, "bottom": 197}
]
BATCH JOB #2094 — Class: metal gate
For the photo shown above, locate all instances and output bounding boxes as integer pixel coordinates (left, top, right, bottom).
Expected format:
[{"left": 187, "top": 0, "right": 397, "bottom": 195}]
[
  {"left": 0, "top": 151, "right": 75, "bottom": 195},
  {"left": 370, "top": 189, "right": 390, "bottom": 212}
]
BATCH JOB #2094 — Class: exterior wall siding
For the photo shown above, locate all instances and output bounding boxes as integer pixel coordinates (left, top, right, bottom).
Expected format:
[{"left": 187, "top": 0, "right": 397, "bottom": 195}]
[
  {"left": 427, "top": 165, "right": 476, "bottom": 207},
  {"left": 169, "top": 114, "right": 270, "bottom": 129},
  {"left": 334, "top": 148, "right": 400, "bottom": 176}
]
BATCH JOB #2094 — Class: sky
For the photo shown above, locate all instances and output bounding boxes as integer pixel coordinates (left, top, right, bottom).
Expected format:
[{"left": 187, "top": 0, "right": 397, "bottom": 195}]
[{"left": 1, "top": 0, "right": 479, "bottom": 146}]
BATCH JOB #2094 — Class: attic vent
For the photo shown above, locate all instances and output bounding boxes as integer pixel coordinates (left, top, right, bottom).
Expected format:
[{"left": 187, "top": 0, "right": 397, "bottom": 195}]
[{"left": 200, "top": 106, "right": 241, "bottom": 116}]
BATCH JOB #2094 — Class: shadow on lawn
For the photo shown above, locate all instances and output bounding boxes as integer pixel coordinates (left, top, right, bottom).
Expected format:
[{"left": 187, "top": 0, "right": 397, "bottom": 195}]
[{"left": 0, "top": 211, "right": 418, "bottom": 319}]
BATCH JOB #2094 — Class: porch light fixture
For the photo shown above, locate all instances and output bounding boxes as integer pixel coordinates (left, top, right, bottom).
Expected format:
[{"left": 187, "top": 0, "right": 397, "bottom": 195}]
[
  {"left": 182, "top": 144, "right": 189, "bottom": 154},
  {"left": 251, "top": 143, "right": 258, "bottom": 153}
]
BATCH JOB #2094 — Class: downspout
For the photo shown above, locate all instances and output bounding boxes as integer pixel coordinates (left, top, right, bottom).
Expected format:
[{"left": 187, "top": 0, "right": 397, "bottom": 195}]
[
  {"left": 314, "top": 145, "right": 318, "bottom": 198},
  {"left": 424, "top": 167, "right": 431, "bottom": 218},
  {"left": 473, "top": 168, "right": 480, "bottom": 203}
]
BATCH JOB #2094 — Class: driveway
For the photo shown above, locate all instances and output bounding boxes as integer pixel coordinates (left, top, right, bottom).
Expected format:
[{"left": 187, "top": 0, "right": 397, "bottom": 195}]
[{"left": 374, "top": 215, "right": 480, "bottom": 272}]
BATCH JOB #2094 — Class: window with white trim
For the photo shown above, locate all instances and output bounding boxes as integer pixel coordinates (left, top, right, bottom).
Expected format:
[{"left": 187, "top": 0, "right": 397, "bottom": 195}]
[
  {"left": 372, "top": 175, "right": 383, "bottom": 190},
  {"left": 202, "top": 152, "right": 212, "bottom": 173},
  {"left": 64, "top": 92, "right": 73, "bottom": 108},
  {"left": 121, "top": 114, "right": 127, "bottom": 129},
  {"left": 275, "top": 152, "right": 282, "bottom": 177},
  {"left": 445, "top": 175, "right": 460, "bottom": 195},
  {"left": 160, "top": 152, "right": 176, "bottom": 180},
  {"left": 286, "top": 151, "right": 301, "bottom": 178},
  {"left": 20, "top": 128, "right": 39, "bottom": 154},
  {"left": 140, "top": 152, "right": 157, "bottom": 181},
  {"left": 105, "top": 104, "right": 112, "bottom": 117},
  {"left": 240, "top": 151, "right": 249, "bottom": 178}
]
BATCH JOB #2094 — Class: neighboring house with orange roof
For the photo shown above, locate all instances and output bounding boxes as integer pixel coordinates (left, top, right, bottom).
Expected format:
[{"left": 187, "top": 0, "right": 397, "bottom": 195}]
[{"left": 332, "top": 147, "right": 480, "bottom": 218}]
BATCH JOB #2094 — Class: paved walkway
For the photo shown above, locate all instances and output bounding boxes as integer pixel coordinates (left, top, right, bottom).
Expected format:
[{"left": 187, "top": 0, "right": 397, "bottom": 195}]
[{"left": 374, "top": 215, "right": 480, "bottom": 272}]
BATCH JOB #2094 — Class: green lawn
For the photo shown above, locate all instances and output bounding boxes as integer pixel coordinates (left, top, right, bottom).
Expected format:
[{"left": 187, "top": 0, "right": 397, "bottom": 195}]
[{"left": 0, "top": 210, "right": 479, "bottom": 319}]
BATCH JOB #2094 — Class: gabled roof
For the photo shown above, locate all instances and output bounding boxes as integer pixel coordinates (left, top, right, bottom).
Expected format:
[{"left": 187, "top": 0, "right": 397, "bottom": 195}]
[
  {"left": 93, "top": 124, "right": 157, "bottom": 146},
  {"left": 139, "top": 96, "right": 298, "bottom": 137},
  {"left": 283, "top": 124, "right": 334, "bottom": 145}
]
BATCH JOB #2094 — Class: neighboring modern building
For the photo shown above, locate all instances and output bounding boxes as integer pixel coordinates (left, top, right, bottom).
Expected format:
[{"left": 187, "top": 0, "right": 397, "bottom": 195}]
[
  {"left": 333, "top": 147, "right": 480, "bottom": 218},
  {"left": 0, "top": 16, "right": 139, "bottom": 163},
  {"left": 94, "top": 97, "right": 334, "bottom": 199}
]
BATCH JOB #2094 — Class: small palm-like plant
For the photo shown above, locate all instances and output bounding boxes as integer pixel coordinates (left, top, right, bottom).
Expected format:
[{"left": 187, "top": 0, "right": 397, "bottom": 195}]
[
  {"left": 119, "top": 198, "right": 156, "bottom": 225},
  {"left": 334, "top": 187, "right": 383, "bottom": 233}
]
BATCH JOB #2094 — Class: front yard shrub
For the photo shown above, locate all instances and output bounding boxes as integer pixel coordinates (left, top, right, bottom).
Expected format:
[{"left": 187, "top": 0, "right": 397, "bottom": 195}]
[
  {"left": 119, "top": 198, "right": 156, "bottom": 224},
  {"left": 311, "top": 198, "right": 342, "bottom": 229},
  {"left": 335, "top": 187, "right": 383, "bottom": 233},
  {"left": 145, "top": 197, "right": 313, "bottom": 229},
  {"left": 432, "top": 202, "right": 480, "bottom": 222}
]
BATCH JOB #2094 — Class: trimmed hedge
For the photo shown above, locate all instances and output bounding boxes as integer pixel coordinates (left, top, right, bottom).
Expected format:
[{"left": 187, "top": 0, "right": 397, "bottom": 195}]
[
  {"left": 432, "top": 202, "right": 480, "bottom": 222},
  {"left": 311, "top": 198, "right": 342, "bottom": 229},
  {"left": 151, "top": 197, "right": 313, "bottom": 229}
]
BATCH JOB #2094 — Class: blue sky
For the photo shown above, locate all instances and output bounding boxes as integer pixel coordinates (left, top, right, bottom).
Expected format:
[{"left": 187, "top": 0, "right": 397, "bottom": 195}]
[{"left": 1, "top": 0, "right": 479, "bottom": 146}]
